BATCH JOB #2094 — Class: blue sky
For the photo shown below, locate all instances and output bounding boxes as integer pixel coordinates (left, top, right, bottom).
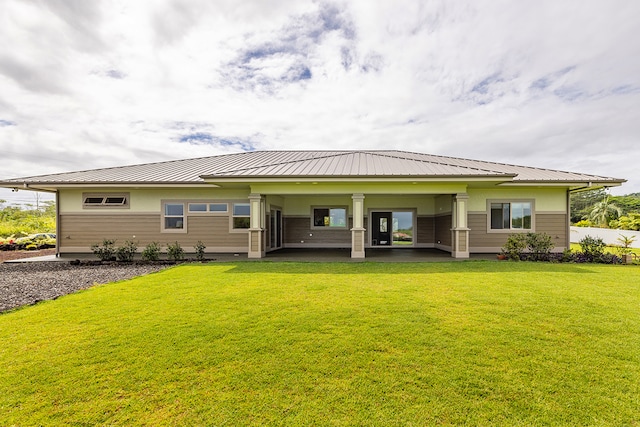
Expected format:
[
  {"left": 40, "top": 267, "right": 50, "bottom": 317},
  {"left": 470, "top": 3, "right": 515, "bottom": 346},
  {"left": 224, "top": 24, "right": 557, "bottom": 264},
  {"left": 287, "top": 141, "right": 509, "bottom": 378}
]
[{"left": 1, "top": 0, "right": 639, "bottom": 205}]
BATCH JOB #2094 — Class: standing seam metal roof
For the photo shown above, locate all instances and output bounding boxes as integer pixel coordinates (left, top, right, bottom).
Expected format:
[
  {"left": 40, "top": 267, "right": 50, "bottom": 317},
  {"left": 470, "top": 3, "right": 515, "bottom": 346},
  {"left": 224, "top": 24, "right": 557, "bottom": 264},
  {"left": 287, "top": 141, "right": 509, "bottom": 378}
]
[{"left": 0, "top": 150, "right": 625, "bottom": 185}]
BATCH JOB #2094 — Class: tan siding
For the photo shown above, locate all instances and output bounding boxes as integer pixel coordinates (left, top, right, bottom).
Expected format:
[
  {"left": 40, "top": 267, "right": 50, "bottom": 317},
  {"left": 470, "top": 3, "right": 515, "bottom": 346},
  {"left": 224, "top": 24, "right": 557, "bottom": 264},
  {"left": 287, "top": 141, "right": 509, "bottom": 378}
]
[
  {"left": 284, "top": 216, "right": 352, "bottom": 245},
  {"left": 59, "top": 214, "right": 247, "bottom": 251},
  {"left": 469, "top": 213, "right": 568, "bottom": 249},
  {"left": 537, "top": 214, "right": 568, "bottom": 248},
  {"left": 435, "top": 215, "right": 451, "bottom": 246},
  {"left": 417, "top": 216, "right": 435, "bottom": 244}
]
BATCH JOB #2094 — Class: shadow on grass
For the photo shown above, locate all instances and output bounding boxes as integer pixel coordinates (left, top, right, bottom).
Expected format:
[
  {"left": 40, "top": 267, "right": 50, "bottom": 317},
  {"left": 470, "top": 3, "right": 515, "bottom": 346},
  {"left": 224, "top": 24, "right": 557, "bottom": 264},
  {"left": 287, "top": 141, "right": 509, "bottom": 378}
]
[{"left": 193, "top": 261, "right": 603, "bottom": 275}]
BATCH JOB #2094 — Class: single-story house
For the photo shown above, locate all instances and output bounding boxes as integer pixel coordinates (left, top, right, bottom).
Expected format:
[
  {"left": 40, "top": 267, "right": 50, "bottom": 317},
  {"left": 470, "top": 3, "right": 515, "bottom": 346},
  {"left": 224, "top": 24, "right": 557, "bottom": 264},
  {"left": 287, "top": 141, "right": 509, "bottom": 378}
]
[{"left": 0, "top": 150, "right": 625, "bottom": 259}]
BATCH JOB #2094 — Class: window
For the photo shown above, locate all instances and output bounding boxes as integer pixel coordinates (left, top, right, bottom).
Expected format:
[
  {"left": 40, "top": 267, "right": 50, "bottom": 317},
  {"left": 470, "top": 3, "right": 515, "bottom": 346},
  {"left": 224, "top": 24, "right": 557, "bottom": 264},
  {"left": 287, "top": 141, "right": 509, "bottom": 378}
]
[
  {"left": 232, "top": 203, "right": 250, "bottom": 229},
  {"left": 313, "top": 207, "right": 347, "bottom": 228},
  {"left": 209, "top": 203, "right": 227, "bottom": 212},
  {"left": 163, "top": 203, "right": 185, "bottom": 231},
  {"left": 188, "top": 203, "right": 207, "bottom": 212},
  {"left": 188, "top": 202, "right": 228, "bottom": 213},
  {"left": 490, "top": 202, "right": 532, "bottom": 230},
  {"left": 83, "top": 193, "right": 129, "bottom": 209}
]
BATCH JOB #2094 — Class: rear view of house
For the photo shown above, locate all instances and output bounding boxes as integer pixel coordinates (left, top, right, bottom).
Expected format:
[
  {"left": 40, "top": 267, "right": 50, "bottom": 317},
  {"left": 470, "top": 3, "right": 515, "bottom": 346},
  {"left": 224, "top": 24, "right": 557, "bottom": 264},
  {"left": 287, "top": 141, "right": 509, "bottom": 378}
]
[{"left": 0, "top": 150, "right": 625, "bottom": 259}]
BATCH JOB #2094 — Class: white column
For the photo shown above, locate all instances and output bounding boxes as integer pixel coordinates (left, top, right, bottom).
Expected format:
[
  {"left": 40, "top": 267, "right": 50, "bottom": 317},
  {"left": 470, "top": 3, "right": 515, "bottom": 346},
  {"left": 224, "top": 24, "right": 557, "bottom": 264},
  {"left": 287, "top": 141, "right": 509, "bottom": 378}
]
[
  {"left": 351, "top": 193, "right": 366, "bottom": 258},
  {"left": 248, "top": 193, "right": 265, "bottom": 258},
  {"left": 451, "top": 193, "right": 470, "bottom": 259}
]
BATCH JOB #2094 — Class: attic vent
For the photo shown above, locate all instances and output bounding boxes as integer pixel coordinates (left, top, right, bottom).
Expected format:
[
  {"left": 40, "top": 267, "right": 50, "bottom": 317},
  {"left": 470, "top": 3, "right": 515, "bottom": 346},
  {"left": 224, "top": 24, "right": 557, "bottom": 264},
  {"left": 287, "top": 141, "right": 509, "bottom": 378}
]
[{"left": 83, "top": 193, "right": 130, "bottom": 209}]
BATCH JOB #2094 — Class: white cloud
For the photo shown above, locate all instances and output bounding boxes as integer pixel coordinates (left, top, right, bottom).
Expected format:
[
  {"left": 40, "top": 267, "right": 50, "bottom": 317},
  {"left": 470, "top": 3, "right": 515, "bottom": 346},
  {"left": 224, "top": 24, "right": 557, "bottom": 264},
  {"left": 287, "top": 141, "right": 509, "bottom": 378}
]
[{"left": 0, "top": 0, "right": 638, "bottom": 207}]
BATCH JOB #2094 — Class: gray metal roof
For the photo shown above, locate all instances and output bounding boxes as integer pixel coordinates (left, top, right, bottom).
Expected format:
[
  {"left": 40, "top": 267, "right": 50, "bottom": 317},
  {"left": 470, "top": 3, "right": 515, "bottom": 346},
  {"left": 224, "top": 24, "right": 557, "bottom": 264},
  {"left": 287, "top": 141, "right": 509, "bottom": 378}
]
[{"left": 0, "top": 150, "right": 625, "bottom": 187}]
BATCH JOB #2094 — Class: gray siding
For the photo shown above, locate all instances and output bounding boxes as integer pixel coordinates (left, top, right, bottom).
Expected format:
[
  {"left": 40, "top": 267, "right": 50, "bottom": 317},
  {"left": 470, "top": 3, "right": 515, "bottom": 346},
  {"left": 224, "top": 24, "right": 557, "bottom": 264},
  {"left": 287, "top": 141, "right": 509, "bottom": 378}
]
[
  {"left": 417, "top": 216, "right": 435, "bottom": 244},
  {"left": 469, "top": 213, "right": 568, "bottom": 249},
  {"left": 435, "top": 215, "right": 452, "bottom": 246},
  {"left": 284, "top": 216, "right": 352, "bottom": 246},
  {"left": 59, "top": 214, "right": 247, "bottom": 251}
]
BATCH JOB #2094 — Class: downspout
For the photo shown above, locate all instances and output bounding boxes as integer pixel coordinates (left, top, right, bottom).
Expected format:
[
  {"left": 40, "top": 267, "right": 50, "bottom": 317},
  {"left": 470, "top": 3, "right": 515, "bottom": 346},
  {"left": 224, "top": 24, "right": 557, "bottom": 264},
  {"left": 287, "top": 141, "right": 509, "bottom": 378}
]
[
  {"left": 566, "top": 189, "right": 571, "bottom": 250},
  {"left": 55, "top": 190, "right": 60, "bottom": 258},
  {"left": 566, "top": 182, "right": 594, "bottom": 251}
]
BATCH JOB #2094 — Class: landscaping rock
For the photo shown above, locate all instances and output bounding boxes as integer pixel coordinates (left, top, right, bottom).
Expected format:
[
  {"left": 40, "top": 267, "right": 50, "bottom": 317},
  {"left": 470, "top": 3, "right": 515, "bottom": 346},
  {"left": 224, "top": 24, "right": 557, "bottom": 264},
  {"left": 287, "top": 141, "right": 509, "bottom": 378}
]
[{"left": 0, "top": 262, "right": 172, "bottom": 313}]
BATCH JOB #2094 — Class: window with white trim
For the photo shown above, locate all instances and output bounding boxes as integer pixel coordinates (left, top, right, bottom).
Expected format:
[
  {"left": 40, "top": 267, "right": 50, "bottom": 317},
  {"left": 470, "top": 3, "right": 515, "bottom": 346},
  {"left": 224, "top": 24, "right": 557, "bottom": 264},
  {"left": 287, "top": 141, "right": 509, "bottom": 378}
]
[
  {"left": 232, "top": 203, "right": 250, "bottom": 229},
  {"left": 312, "top": 207, "right": 347, "bottom": 228},
  {"left": 490, "top": 202, "right": 532, "bottom": 230},
  {"left": 83, "top": 193, "right": 129, "bottom": 209},
  {"left": 188, "top": 202, "right": 228, "bottom": 213},
  {"left": 163, "top": 202, "right": 185, "bottom": 231}
]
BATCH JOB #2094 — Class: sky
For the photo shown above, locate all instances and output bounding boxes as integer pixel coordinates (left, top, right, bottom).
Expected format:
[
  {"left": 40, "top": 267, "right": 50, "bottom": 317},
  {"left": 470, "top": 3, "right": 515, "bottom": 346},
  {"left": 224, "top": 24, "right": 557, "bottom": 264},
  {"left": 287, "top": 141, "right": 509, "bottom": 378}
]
[{"left": 1, "top": 0, "right": 639, "bottom": 206}]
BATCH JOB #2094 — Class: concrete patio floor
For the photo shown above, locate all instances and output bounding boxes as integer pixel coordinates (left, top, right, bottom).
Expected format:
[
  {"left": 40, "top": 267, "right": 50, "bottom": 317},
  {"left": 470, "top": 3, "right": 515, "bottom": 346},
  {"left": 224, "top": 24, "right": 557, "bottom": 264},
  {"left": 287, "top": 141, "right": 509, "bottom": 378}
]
[{"left": 7, "top": 248, "right": 499, "bottom": 263}]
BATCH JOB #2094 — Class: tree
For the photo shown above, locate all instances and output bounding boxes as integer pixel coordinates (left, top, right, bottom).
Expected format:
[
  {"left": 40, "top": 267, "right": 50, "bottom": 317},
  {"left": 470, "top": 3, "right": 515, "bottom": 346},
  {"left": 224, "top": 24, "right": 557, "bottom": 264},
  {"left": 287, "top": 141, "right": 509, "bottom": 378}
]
[
  {"left": 587, "top": 196, "right": 622, "bottom": 228},
  {"left": 570, "top": 189, "right": 606, "bottom": 224}
]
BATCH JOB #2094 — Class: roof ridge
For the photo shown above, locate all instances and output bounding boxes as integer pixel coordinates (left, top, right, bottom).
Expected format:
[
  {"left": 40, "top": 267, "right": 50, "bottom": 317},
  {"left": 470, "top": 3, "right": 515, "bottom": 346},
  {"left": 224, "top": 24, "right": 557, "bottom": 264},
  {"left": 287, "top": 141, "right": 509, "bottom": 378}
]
[
  {"left": 207, "top": 151, "right": 362, "bottom": 175},
  {"left": 368, "top": 150, "right": 516, "bottom": 175}
]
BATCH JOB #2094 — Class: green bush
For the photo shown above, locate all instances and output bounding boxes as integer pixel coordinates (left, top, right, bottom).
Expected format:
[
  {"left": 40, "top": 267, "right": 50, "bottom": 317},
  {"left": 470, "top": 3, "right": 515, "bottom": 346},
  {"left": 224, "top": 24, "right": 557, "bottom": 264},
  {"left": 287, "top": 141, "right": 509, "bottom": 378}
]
[
  {"left": 501, "top": 232, "right": 555, "bottom": 261},
  {"left": 194, "top": 241, "right": 206, "bottom": 261},
  {"left": 525, "top": 232, "right": 554, "bottom": 260},
  {"left": 91, "top": 239, "right": 117, "bottom": 261},
  {"left": 167, "top": 241, "right": 184, "bottom": 261},
  {"left": 501, "top": 234, "right": 527, "bottom": 261},
  {"left": 579, "top": 235, "right": 606, "bottom": 262},
  {"left": 116, "top": 240, "right": 138, "bottom": 262},
  {"left": 141, "top": 242, "right": 161, "bottom": 261}
]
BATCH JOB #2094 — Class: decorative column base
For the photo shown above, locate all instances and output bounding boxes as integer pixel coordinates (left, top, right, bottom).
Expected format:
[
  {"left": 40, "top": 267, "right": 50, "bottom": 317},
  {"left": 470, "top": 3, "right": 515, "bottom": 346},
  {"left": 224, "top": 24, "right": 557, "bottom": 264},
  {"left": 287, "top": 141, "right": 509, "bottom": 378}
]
[
  {"left": 351, "top": 228, "right": 366, "bottom": 259},
  {"left": 451, "top": 228, "right": 470, "bottom": 259},
  {"left": 248, "top": 229, "right": 265, "bottom": 259}
]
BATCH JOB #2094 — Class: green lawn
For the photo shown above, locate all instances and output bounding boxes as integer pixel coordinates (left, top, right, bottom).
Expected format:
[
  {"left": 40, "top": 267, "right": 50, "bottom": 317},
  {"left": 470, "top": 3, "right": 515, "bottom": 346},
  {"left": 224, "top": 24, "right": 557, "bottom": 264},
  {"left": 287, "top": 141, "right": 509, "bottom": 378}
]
[{"left": 1, "top": 262, "right": 639, "bottom": 426}]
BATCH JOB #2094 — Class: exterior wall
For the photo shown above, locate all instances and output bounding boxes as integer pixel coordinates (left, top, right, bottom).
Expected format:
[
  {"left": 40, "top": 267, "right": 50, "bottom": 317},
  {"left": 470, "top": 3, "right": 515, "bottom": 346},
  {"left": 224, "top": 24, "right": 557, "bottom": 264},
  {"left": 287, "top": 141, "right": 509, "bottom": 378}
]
[
  {"left": 416, "top": 216, "right": 435, "bottom": 245},
  {"left": 434, "top": 214, "right": 452, "bottom": 250},
  {"left": 467, "top": 187, "right": 569, "bottom": 253},
  {"left": 59, "top": 214, "right": 248, "bottom": 253},
  {"left": 469, "top": 213, "right": 568, "bottom": 252},
  {"left": 59, "top": 188, "right": 250, "bottom": 213},
  {"left": 58, "top": 188, "right": 251, "bottom": 254},
  {"left": 57, "top": 184, "right": 571, "bottom": 255},
  {"left": 283, "top": 217, "right": 354, "bottom": 248}
]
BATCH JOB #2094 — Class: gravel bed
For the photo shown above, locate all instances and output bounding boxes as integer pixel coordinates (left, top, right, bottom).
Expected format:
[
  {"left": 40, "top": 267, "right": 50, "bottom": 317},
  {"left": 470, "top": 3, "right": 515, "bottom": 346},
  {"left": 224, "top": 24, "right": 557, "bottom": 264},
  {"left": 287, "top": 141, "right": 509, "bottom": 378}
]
[{"left": 0, "top": 262, "right": 172, "bottom": 313}]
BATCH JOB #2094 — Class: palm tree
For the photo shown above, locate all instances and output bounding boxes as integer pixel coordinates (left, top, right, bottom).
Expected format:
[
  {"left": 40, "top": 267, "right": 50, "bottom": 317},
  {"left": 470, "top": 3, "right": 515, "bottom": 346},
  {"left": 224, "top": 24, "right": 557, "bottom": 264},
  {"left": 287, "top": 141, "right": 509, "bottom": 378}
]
[{"left": 587, "top": 196, "right": 622, "bottom": 228}]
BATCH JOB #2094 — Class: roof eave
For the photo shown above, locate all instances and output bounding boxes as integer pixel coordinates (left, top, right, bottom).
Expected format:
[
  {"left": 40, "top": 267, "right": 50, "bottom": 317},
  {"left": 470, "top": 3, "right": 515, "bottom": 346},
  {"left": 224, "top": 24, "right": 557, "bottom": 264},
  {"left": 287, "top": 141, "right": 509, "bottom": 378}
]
[{"left": 0, "top": 181, "right": 217, "bottom": 191}]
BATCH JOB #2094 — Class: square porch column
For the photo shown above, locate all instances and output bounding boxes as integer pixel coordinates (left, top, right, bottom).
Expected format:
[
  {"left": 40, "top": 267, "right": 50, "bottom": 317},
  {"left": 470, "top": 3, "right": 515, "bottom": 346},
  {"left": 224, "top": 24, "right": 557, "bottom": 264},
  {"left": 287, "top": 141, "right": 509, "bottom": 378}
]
[
  {"left": 451, "top": 193, "right": 470, "bottom": 259},
  {"left": 351, "top": 193, "right": 366, "bottom": 258},
  {"left": 248, "top": 193, "right": 265, "bottom": 259}
]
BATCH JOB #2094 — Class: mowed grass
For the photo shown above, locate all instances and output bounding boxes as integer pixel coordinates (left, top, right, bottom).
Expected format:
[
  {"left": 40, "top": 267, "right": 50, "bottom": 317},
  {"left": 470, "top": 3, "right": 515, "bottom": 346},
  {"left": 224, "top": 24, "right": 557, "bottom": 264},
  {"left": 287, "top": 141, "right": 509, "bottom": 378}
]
[{"left": 1, "top": 262, "right": 639, "bottom": 426}]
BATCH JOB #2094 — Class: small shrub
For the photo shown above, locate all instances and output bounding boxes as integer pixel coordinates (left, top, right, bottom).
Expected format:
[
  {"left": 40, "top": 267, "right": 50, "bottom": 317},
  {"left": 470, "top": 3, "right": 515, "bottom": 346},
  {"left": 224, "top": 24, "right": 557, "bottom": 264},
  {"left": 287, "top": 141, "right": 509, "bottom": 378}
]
[
  {"left": 91, "top": 239, "right": 117, "bottom": 261},
  {"left": 167, "top": 241, "right": 184, "bottom": 261},
  {"left": 579, "top": 235, "right": 606, "bottom": 262},
  {"left": 194, "top": 240, "right": 206, "bottom": 261},
  {"left": 142, "top": 242, "right": 161, "bottom": 261},
  {"left": 116, "top": 240, "right": 138, "bottom": 262},
  {"left": 525, "top": 232, "right": 554, "bottom": 261},
  {"left": 501, "top": 234, "right": 527, "bottom": 261}
]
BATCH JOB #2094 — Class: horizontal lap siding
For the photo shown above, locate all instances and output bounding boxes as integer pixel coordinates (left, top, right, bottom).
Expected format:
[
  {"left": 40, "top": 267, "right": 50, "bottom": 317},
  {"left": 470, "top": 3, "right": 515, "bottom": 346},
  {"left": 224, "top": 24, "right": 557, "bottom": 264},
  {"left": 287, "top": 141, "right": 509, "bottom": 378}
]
[
  {"left": 435, "top": 215, "right": 451, "bottom": 246},
  {"left": 469, "top": 213, "right": 568, "bottom": 249},
  {"left": 59, "top": 214, "right": 247, "bottom": 250},
  {"left": 536, "top": 214, "right": 568, "bottom": 248},
  {"left": 284, "top": 217, "right": 352, "bottom": 245},
  {"left": 417, "top": 216, "right": 435, "bottom": 244}
]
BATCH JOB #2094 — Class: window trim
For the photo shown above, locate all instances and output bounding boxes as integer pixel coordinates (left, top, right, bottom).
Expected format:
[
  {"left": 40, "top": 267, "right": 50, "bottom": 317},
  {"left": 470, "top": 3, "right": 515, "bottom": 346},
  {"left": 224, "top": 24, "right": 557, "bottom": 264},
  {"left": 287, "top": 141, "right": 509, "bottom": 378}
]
[
  {"left": 487, "top": 199, "right": 535, "bottom": 233},
  {"left": 82, "top": 192, "right": 130, "bottom": 209},
  {"left": 311, "top": 206, "right": 349, "bottom": 229},
  {"left": 187, "top": 202, "right": 229, "bottom": 214},
  {"left": 162, "top": 201, "right": 187, "bottom": 233},
  {"left": 230, "top": 202, "right": 251, "bottom": 231}
]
